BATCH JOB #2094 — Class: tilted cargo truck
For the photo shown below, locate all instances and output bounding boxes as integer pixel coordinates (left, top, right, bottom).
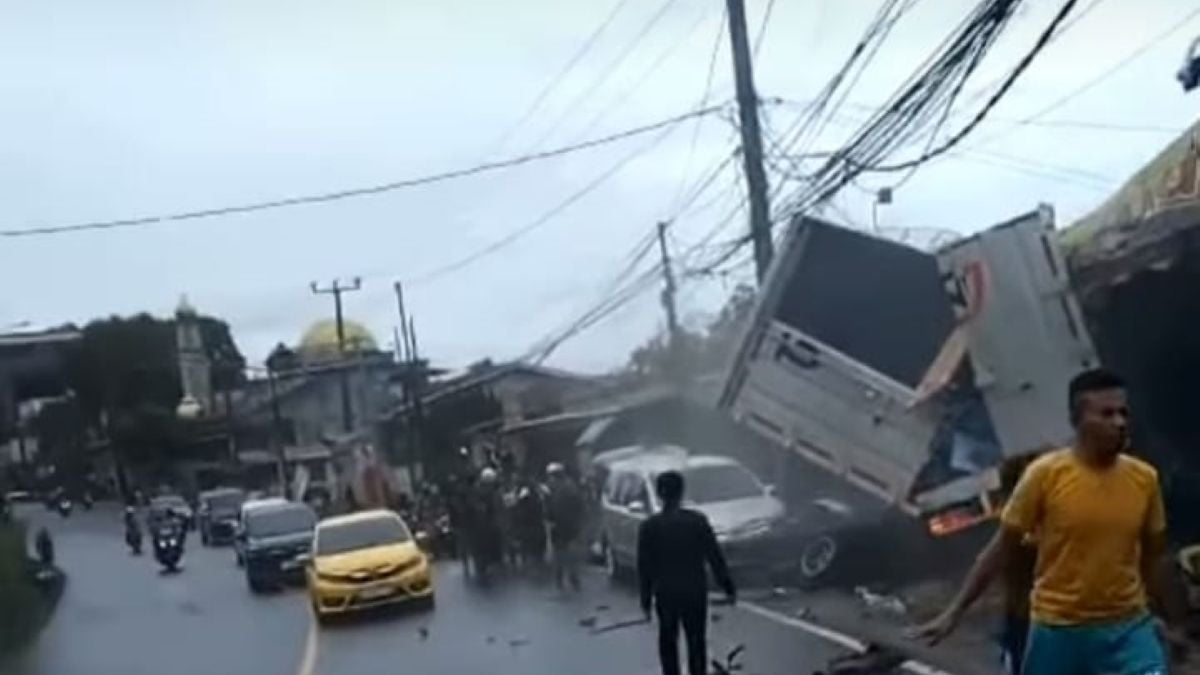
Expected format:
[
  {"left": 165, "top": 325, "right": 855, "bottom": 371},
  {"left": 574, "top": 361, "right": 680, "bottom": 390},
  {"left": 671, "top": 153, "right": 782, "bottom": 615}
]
[{"left": 719, "top": 206, "right": 1099, "bottom": 535}]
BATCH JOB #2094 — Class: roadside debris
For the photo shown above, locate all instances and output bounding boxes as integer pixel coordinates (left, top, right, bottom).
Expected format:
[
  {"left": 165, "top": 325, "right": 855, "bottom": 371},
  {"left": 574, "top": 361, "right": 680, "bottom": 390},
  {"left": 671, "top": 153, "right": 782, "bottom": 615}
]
[
  {"left": 814, "top": 643, "right": 906, "bottom": 675},
  {"left": 854, "top": 587, "right": 907, "bottom": 618},
  {"left": 508, "top": 637, "right": 529, "bottom": 648},
  {"left": 578, "top": 616, "right": 598, "bottom": 629},
  {"left": 590, "top": 616, "right": 651, "bottom": 635},
  {"left": 418, "top": 627, "right": 429, "bottom": 640}
]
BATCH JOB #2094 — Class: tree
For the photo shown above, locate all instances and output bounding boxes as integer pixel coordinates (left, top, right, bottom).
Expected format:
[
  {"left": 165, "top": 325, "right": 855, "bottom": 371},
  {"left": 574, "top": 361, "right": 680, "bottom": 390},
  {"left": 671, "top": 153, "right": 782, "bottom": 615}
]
[
  {"left": 63, "top": 312, "right": 245, "bottom": 469},
  {"left": 624, "top": 283, "right": 757, "bottom": 381}
]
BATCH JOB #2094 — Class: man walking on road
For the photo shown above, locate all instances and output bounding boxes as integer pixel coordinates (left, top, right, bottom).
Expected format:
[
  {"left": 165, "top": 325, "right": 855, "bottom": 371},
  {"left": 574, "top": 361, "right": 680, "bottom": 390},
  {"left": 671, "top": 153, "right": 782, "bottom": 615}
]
[
  {"left": 544, "top": 463, "right": 584, "bottom": 591},
  {"left": 638, "top": 471, "right": 736, "bottom": 675},
  {"left": 913, "top": 369, "right": 1187, "bottom": 674}
]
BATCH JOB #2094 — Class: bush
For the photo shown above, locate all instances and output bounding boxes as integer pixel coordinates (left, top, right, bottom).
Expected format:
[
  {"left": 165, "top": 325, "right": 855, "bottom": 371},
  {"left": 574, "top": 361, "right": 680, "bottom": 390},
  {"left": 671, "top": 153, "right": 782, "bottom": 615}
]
[{"left": 0, "top": 521, "right": 44, "bottom": 654}]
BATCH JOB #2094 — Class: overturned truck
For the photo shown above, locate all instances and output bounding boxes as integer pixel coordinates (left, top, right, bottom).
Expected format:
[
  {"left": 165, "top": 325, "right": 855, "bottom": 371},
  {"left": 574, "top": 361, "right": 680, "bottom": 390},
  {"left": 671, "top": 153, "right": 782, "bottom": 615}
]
[
  {"left": 721, "top": 120, "right": 1200, "bottom": 543},
  {"left": 720, "top": 206, "right": 1096, "bottom": 538}
]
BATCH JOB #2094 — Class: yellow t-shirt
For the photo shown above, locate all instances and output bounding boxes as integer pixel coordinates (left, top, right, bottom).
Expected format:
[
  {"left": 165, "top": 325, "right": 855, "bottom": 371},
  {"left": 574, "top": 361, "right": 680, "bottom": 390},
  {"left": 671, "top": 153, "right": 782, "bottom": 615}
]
[{"left": 1000, "top": 448, "right": 1166, "bottom": 625}]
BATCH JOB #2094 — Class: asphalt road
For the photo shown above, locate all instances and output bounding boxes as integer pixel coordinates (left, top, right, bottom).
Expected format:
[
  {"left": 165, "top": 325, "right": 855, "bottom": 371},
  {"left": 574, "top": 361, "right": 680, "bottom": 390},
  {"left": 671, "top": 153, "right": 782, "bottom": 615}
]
[{"left": 2, "top": 503, "right": 852, "bottom": 675}]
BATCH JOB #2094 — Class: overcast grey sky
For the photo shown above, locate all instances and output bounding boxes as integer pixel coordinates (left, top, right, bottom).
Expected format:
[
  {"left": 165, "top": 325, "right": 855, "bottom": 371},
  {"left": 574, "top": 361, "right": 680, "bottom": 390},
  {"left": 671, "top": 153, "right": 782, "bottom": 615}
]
[{"left": 1, "top": 0, "right": 1197, "bottom": 372}]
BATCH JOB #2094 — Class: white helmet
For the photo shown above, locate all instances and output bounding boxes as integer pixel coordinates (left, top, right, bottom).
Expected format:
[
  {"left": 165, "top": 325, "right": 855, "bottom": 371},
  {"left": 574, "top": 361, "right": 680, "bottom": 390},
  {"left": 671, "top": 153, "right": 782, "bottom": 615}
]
[
  {"left": 479, "top": 467, "right": 498, "bottom": 483},
  {"left": 546, "top": 462, "right": 565, "bottom": 476}
]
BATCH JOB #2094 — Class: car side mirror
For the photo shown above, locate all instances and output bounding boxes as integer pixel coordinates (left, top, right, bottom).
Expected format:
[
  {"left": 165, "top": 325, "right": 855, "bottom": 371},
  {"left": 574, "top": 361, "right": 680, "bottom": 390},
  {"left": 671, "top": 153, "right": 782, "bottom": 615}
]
[
  {"left": 764, "top": 484, "right": 777, "bottom": 497},
  {"left": 627, "top": 500, "right": 647, "bottom": 515}
]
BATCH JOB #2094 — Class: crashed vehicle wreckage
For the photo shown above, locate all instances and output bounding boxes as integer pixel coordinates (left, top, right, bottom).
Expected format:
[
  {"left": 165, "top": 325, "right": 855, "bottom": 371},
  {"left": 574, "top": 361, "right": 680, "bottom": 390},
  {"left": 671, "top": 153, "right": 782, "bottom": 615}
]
[{"left": 718, "top": 117, "right": 1200, "bottom": 571}]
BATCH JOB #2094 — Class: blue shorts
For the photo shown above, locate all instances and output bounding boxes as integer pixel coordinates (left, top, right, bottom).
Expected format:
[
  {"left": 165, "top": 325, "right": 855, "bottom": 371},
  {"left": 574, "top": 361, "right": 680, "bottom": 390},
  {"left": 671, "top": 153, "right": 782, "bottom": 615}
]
[{"left": 1023, "top": 614, "right": 1166, "bottom": 675}]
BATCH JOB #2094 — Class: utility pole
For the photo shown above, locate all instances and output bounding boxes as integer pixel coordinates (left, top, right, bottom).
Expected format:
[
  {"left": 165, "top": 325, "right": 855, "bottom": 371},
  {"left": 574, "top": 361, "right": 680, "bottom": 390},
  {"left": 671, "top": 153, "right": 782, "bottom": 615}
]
[
  {"left": 656, "top": 221, "right": 680, "bottom": 349},
  {"left": 265, "top": 365, "right": 288, "bottom": 497},
  {"left": 725, "top": 0, "right": 774, "bottom": 283},
  {"left": 393, "top": 282, "right": 413, "bottom": 363},
  {"left": 310, "top": 278, "right": 362, "bottom": 433}
]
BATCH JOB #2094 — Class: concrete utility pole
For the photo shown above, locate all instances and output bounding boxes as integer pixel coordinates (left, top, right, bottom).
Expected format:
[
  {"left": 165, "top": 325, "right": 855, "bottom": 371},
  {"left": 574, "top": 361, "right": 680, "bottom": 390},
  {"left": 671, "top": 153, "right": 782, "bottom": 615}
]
[
  {"left": 310, "top": 278, "right": 362, "bottom": 433},
  {"left": 725, "top": 0, "right": 774, "bottom": 283},
  {"left": 656, "top": 221, "right": 681, "bottom": 349}
]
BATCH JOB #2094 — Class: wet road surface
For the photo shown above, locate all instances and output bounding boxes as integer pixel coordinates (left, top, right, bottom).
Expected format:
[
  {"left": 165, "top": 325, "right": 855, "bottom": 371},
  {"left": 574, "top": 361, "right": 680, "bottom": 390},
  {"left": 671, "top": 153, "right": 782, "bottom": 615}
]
[{"left": 3, "top": 503, "right": 852, "bottom": 675}]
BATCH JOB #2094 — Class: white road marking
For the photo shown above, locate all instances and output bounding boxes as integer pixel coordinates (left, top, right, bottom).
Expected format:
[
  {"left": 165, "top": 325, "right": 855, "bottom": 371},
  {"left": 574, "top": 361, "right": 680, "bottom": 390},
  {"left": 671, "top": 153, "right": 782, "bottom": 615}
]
[
  {"left": 295, "top": 613, "right": 319, "bottom": 675},
  {"left": 740, "top": 601, "right": 957, "bottom": 675}
]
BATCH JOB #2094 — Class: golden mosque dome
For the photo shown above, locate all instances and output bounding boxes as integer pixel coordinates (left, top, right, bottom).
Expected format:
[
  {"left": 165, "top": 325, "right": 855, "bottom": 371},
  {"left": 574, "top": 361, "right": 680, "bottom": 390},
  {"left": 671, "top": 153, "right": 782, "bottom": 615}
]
[{"left": 298, "top": 319, "right": 378, "bottom": 360}]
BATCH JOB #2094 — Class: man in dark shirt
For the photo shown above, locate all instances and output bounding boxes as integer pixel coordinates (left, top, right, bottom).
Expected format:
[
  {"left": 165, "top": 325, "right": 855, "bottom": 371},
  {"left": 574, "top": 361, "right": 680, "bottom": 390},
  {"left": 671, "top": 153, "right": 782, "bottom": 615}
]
[{"left": 638, "top": 471, "right": 736, "bottom": 675}]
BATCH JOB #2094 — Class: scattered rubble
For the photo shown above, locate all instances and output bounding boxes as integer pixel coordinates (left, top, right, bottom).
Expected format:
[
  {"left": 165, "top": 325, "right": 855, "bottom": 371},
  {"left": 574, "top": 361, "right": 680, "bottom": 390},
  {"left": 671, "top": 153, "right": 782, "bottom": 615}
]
[
  {"left": 814, "top": 643, "right": 905, "bottom": 675},
  {"left": 854, "top": 587, "right": 907, "bottom": 618}
]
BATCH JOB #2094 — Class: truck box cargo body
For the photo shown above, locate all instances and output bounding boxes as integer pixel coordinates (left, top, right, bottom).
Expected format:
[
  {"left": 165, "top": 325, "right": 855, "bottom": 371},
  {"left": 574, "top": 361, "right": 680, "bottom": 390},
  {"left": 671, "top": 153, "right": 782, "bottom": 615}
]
[{"left": 720, "top": 206, "right": 1098, "bottom": 530}]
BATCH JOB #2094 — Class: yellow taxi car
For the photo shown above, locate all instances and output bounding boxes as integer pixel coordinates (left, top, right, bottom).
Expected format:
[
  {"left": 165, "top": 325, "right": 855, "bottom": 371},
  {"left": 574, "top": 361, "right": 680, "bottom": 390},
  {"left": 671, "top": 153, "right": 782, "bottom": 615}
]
[{"left": 306, "top": 509, "right": 433, "bottom": 621}]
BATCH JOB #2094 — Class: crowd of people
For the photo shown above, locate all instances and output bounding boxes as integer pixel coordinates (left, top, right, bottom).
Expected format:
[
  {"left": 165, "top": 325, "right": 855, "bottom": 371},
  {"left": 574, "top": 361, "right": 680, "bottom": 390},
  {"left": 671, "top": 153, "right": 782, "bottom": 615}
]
[{"left": 403, "top": 459, "right": 588, "bottom": 590}]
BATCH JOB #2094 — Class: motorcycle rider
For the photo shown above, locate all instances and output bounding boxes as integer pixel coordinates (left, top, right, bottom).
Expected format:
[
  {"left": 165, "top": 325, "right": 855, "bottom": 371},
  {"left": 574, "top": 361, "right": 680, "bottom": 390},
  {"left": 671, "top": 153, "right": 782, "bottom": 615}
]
[
  {"left": 151, "top": 513, "right": 185, "bottom": 571},
  {"left": 123, "top": 506, "right": 143, "bottom": 553},
  {"left": 35, "top": 527, "right": 54, "bottom": 567}
]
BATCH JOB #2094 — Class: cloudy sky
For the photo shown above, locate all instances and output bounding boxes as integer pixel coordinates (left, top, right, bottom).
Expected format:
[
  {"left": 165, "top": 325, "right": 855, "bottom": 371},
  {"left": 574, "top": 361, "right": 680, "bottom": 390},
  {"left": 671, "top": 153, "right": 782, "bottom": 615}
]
[{"left": 1, "top": 0, "right": 1197, "bottom": 373}]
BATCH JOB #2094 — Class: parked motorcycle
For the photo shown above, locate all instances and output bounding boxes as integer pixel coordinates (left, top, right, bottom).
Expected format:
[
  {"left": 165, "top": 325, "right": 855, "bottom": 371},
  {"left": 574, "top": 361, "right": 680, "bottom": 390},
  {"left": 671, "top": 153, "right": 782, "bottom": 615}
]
[
  {"left": 55, "top": 496, "right": 73, "bottom": 518},
  {"left": 152, "top": 524, "right": 184, "bottom": 572}
]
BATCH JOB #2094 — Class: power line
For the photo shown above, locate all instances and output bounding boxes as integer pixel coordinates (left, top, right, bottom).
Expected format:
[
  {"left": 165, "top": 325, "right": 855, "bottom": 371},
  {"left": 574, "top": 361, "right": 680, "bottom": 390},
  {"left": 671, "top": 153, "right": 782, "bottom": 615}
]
[
  {"left": 485, "top": 0, "right": 635, "bottom": 156},
  {"left": 1004, "top": 3, "right": 1200, "bottom": 129},
  {"left": 527, "top": 197, "right": 748, "bottom": 363},
  {"left": 2, "top": 104, "right": 726, "bottom": 239},
  {"left": 774, "top": 0, "right": 1078, "bottom": 222},
  {"left": 770, "top": 96, "right": 1183, "bottom": 134},
  {"left": 523, "top": 0, "right": 683, "bottom": 152},
  {"left": 565, "top": 4, "right": 714, "bottom": 146},
  {"left": 870, "top": 0, "right": 1081, "bottom": 173},
  {"left": 670, "top": 8, "right": 729, "bottom": 213},
  {"left": 407, "top": 116, "right": 688, "bottom": 286},
  {"left": 752, "top": 0, "right": 780, "bottom": 56}
]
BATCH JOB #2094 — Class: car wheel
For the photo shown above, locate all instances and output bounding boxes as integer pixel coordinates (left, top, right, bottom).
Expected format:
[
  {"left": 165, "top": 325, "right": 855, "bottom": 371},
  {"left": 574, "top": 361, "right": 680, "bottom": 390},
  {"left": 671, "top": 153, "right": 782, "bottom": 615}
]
[
  {"left": 797, "top": 534, "right": 838, "bottom": 587},
  {"left": 247, "top": 573, "right": 266, "bottom": 594}
]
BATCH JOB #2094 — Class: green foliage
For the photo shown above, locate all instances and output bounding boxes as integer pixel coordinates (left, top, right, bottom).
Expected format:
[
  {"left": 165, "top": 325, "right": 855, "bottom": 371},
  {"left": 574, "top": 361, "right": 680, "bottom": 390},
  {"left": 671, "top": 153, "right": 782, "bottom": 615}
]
[
  {"left": 0, "top": 521, "right": 42, "bottom": 654},
  {"left": 61, "top": 312, "right": 245, "bottom": 470},
  {"left": 626, "top": 283, "right": 757, "bottom": 380}
]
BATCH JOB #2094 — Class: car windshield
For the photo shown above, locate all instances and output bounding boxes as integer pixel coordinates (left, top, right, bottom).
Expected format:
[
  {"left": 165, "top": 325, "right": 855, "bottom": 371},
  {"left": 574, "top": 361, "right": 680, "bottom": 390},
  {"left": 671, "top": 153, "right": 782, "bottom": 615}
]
[
  {"left": 682, "top": 465, "right": 764, "bottom": 504},
  {"left": 204, "top": 491, "right": 243, "bottom": 512},
  {"left": 245, "top": 506, "right": 316, "bottom": 538},
  {"left": 317, "top": 517, "right": 410, "bottom": 555}
]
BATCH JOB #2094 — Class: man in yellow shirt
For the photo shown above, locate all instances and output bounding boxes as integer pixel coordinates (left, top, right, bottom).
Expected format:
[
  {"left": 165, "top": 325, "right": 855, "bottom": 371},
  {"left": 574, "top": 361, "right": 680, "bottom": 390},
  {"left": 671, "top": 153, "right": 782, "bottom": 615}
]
[{"left": 913, "top": 369, "right": 1185, "bottom": 674}]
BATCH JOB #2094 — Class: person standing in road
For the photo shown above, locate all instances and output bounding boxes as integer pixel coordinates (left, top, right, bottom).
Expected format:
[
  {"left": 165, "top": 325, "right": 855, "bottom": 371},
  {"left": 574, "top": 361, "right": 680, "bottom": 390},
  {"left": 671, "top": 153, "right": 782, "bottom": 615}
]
[
  {"left": 912, "top": 369, "right": 1188, "bottom": 675},
  {"left": 638, "top": 471, "right": 736, "bottom": 675},
  {"left": 544, "top": 463, "right": 584, "bottom": 591}
]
